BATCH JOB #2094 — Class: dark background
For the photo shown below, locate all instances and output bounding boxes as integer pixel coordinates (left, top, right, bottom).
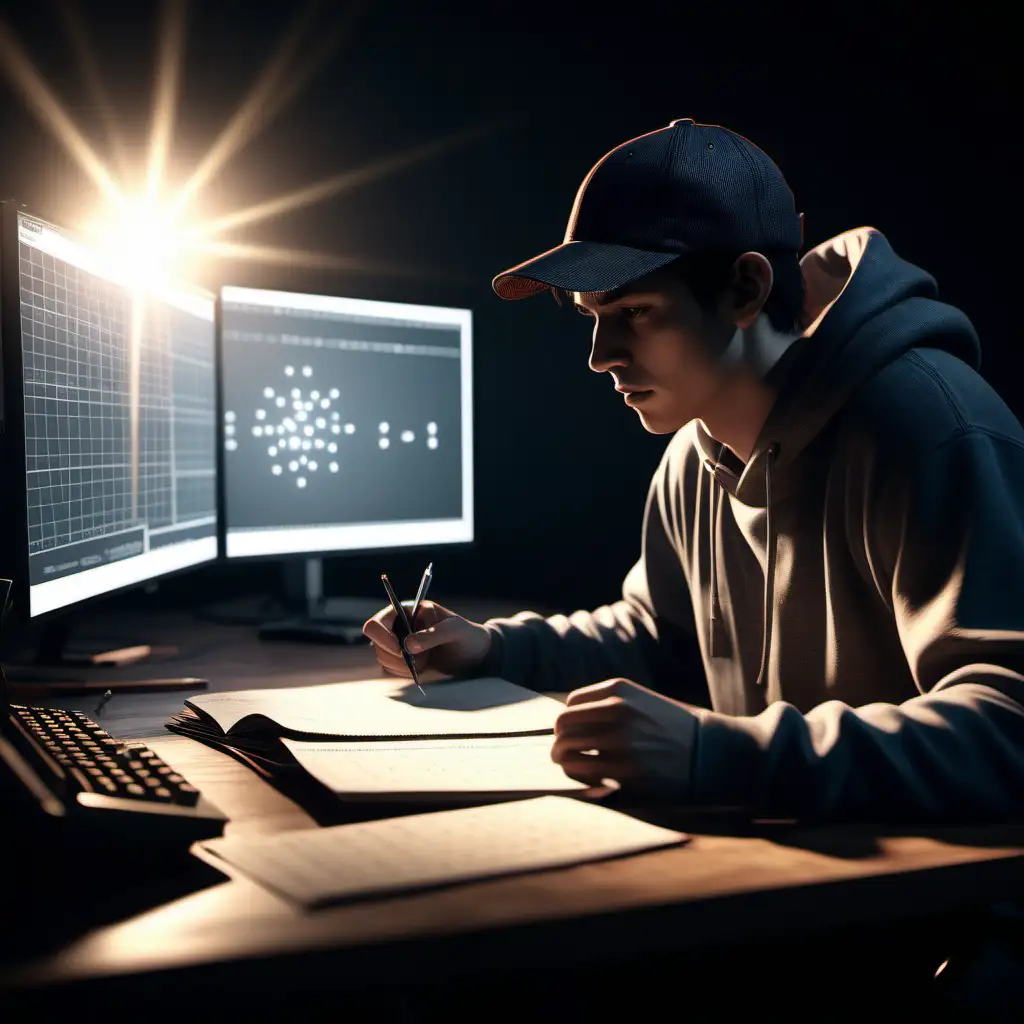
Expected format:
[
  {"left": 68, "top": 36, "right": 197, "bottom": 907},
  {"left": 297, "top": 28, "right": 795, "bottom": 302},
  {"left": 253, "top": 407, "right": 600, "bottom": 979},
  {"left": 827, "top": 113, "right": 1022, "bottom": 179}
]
[{"left": 0, "top": 0, "right": 1018, "bottom": 616}]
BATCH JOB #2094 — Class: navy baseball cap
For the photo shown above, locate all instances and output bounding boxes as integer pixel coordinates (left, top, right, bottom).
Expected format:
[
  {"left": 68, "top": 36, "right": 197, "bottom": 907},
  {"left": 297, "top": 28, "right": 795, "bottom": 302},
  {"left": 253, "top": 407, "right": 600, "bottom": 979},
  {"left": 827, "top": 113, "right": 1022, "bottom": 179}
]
[{"left": 492, "top": 118, "right": 804, "bottom": 301}]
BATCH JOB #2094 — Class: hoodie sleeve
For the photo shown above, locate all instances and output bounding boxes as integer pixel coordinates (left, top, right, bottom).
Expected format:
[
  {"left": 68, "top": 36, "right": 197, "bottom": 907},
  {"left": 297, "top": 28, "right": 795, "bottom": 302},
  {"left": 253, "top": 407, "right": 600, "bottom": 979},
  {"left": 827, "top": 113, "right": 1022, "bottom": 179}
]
[
  {"left": 476, "top": 447, "right": 706, "bottom": 701},
  {"left": 693, "top": 430, "right": 1024, "bottom": 822}
]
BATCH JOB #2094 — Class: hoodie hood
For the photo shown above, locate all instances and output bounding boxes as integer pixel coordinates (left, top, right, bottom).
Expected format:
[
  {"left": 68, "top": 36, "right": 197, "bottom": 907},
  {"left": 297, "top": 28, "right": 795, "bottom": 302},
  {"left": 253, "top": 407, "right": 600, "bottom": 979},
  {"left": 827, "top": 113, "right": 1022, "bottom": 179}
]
[
  {"left": 696, "top": 226, "right": 981, "bottom": 509},
  {"left": 695, "top": 226, "right": 982, "bottom": 689}
]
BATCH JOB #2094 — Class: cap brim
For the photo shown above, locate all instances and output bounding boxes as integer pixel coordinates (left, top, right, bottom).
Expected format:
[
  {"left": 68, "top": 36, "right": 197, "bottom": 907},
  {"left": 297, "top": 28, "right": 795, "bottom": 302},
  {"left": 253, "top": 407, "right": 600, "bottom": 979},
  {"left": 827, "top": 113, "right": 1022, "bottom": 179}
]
[{"left": 491, "top": 241, "right": 682, "bottom": 301}]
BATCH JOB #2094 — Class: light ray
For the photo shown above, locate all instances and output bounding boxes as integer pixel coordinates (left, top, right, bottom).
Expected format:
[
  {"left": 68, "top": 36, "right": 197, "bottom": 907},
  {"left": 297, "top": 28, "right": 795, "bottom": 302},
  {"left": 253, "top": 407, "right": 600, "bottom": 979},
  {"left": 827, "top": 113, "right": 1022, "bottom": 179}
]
[
  {"left": 0, "top": 20, "right": 123, "bottom": 206},
  {"left": 171, "top": 0, "right": 365, "bottom": 218},
  {"left": 145, "top": 0, "right": 189, "bottom": 201},
  {"left": 191, "top": 122, "right": 496, "bottom": 239},
  {"left": 188, "top": 238, "right": 396, "bottom": 273},
  {"left": 55, "top": 0, "right": 132, "bottom": 181}
]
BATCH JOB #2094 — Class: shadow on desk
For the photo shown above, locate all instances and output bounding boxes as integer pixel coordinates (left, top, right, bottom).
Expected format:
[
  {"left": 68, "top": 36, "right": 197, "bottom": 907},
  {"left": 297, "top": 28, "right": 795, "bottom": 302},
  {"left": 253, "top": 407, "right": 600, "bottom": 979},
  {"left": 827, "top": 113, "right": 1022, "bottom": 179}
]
[{"left": 0, "top": 842, "right": 226, "bottom": 968}]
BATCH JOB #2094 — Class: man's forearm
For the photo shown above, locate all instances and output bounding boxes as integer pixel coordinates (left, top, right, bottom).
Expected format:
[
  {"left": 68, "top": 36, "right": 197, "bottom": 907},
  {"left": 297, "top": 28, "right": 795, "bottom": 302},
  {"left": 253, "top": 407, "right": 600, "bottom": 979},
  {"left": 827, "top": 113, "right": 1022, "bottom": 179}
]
[{"left": 691, "top": 674, "right": 1024, "bottom": 822}]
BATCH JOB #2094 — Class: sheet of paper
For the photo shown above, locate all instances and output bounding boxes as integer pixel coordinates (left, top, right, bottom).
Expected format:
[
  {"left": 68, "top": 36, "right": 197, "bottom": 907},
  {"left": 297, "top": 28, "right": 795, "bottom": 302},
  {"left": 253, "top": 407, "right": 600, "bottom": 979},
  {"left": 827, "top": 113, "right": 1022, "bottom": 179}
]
[
  {"left": 197, "top": 795, "right": 688, "bottom": 909},
  {"left": 282, "top": 735, "right": 589, "bottom": 796},
  {"left": 187, "top": 677, "right": 564, "bottom": 738}
]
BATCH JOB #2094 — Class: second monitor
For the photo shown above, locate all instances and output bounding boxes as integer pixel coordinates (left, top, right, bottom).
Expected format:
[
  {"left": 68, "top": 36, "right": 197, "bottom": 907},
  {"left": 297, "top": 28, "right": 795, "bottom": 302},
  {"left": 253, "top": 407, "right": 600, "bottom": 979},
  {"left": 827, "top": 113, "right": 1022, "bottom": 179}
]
[{"left": 218, "top": 285, "right": 473, "bottom": 629}]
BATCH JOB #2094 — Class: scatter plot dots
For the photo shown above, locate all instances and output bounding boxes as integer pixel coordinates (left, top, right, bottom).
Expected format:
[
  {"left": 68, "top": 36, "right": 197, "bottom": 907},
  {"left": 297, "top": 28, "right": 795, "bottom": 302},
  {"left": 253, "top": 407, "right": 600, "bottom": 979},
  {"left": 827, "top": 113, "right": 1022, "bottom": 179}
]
[
  {"left": 277, "top": 425, "right": 286, "bottom": 435},
  {"left": 251, "top": 425, "right": 262, "bottom": 437},
  {"left": 327, "top": 442, "right": 337, "bottom": 453},
  {"left": 331, "top": 411, "right": 340, "bottom": 421},
  {"left": 305, "top": 401, "right": 314, "bottom": 411},
  {"left": 329, "top": 388, "right": 339, "bottom": 399},
  {"left": 297, "top": 477, "right": 307, "bottom": 488},
  {"left": 427, "top": 422, "right": 437, "bottom": 435},
  {"left": 284, "top": 418, "right": 296, "bottom": 431},
  {"left": 226, "top": 438, "right": 238, "bottom": 451},
  {"left": 225, "top": 411, "right": 237, "bottom": 423},
  {"left": 315, "top": 417, "right": 326, "bottom": 429},
  {"left": 320, "top": 398, "right": 330, "bottom": 409},
  {"left": 303, "top": 425, "right": 314, "bottom": 437},
  {"left": 272, "top": 464, "right": 282, "bottom": 475},
  {"left": 302, "top": 365, "right": 312, "bottom": 377},
  {"left": 289, "top": 460, "right": 299, "bottom": 472},
  {"left": 225, "top": 424, "right": 236, "bottom": 437},
  {"left": 344, "top": 423, "right": 355, "bottom": 435},
  {"left": 310, "top": 390, "right": 320, "bottom": 401},
  {"left": 263, "top": 387, "right": 274, "bottom": 400},
  {"left": 379, "top": 422, "right": 389, "bottom": 434},
  {"left": 268, "top": 446, "right": 278, "bottom": 457},
  {"left": 329, "top": 461, "right": 339, "bottom": 473},
  {"left": 293, "top": 400, "right": 304, "bottom": 411},
  {"left": 255, "top": 409, "right": 267, "bottom": 420},
  {"left": 379, "top": 437, "right": 390, "bottom": 450},
  {"left": 296, "top": 411, "right": 307, "bottom": 423},
  {"left": 309, "top": 460, "right": 318, "bottom": 472},
  {"left": 300, "top": 455, "right": 308, "bottom": 466},
  {"left": 302, "top": 440, "right": 312, "bottom": 451},
  {"left": 284, "top": 365, "right": 294, "bottom": 376},
  {"left": 314, "top": 438, "right": 325, "bottom": 450},
  {"left": 401, "top": 430, "right": 415, "bottom": 443},
  {"left": 276, "top": 396, "right": 286, "bottom": 407},
  {"left": 331, "top": 424, "right": 341, "bottom": 434},
  {"left": 288, "top": 436, "right": 301, "bottom": 450},
  {"left": 428, "top": 437, "right": 439, "bottom": 450}
]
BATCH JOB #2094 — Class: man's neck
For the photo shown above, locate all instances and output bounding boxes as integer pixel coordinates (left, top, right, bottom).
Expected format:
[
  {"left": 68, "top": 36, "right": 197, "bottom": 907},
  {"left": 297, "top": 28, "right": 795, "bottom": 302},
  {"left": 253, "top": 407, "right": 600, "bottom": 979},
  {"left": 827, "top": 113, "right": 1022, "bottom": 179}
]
[{"left": 700, "top": 315, "right": 803, "bottom": 464}]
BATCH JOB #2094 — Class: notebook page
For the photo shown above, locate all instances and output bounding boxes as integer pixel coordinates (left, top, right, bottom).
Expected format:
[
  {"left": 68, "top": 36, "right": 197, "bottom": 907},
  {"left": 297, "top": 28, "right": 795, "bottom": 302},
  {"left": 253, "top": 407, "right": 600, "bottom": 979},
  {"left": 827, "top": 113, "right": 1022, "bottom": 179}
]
[
  {"left": 282, "top": 735, "right": 590, "bottom": 795},
  {"left": 196, "top": 795, "right": 688, "bottom": 909},
  {"left": 187, "top": 677, "right": 563, "bottom": 737}
]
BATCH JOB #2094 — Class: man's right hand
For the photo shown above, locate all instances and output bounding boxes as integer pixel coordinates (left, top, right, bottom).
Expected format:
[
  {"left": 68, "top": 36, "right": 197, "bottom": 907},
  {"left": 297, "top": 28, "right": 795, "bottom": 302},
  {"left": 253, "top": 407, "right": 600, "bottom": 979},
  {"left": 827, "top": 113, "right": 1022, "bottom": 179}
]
[{"left": 362, "top": 600, "right": 493, "bottom": 679}]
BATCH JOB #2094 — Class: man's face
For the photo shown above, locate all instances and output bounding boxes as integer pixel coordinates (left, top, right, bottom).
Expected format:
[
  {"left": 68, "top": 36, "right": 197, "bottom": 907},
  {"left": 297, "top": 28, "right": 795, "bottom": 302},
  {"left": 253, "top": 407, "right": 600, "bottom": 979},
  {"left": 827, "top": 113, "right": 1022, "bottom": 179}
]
[{"left": 573, "top": 268, "right": 736, "bottom": 435}]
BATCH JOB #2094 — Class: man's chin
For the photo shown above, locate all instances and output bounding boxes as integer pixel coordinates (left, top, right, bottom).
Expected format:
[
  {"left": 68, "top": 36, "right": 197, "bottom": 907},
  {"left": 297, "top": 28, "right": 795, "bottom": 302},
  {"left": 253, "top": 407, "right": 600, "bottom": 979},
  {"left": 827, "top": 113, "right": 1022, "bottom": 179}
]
[{"left": 634, "top": 407, "right": 686, "bottom": 435}]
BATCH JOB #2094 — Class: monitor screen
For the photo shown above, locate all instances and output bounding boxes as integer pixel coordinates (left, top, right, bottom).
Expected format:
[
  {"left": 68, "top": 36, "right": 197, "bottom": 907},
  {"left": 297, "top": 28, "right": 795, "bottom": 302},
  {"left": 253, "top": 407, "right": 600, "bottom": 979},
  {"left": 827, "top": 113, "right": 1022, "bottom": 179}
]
[
  {"left": 219, "top": 286, "right": 473, "bottom": 558},
  {"left": 15, "top": 211, "right": 218, "bottom": 616}
]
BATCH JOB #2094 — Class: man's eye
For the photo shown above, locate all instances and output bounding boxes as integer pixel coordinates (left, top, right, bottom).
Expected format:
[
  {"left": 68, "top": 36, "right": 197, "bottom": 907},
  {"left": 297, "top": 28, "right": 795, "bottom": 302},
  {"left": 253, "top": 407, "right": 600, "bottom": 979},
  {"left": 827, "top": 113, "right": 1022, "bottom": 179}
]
[{"left": 622, "top": 306, "right": 649, "bottom": 320}]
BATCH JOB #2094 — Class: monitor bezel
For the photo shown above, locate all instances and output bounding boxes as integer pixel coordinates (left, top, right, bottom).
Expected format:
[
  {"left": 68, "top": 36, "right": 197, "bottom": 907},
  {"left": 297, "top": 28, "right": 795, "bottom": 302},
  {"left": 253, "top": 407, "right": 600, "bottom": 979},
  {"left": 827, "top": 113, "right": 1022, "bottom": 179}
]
[
  {"left": 215, "top": 285, "right": 477, "bottom": 565},
  {"left": 0, "top": 200, "right": 220, "bottom": 621}
]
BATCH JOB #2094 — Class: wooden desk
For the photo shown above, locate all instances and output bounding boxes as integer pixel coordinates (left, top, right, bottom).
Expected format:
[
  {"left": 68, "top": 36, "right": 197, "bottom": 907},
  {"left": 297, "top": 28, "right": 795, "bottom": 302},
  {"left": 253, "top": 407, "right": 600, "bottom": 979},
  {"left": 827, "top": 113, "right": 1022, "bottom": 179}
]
[{"left": 4, "top": 607, "right": 1024, "bottom": 1010}]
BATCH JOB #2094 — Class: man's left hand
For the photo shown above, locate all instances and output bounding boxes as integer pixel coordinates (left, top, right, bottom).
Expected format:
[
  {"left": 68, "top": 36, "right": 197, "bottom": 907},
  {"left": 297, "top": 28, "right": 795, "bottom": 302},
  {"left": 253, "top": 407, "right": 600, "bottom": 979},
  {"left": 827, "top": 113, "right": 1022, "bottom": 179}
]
[{"left": 551, "top": 678, "right": 702, "bottom": 798}]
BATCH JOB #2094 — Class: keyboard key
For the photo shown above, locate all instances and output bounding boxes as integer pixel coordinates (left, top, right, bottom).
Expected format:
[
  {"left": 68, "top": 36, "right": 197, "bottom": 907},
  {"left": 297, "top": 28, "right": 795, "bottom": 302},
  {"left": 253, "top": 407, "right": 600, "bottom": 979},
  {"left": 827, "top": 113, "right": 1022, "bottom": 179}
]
[
  {"left": 173, "top": 784, "right": 199, "bottom": 807},
  {"left": 126, "top": 783, "right": 144, "bottom": 796}
]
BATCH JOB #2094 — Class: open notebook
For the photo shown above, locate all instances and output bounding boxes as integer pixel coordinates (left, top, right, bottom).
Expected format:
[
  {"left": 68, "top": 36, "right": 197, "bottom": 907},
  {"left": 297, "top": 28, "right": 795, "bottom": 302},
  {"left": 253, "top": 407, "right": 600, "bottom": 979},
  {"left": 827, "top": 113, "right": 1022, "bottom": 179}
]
[
  {"left": 193, "top": 795, "right": 689, "bottom": 909},
  {"left": 166, "top": 677, "right": 586, "bottom": 802},
  {"left": 174, "top": 677, "right": 563, "bottom": 741}
]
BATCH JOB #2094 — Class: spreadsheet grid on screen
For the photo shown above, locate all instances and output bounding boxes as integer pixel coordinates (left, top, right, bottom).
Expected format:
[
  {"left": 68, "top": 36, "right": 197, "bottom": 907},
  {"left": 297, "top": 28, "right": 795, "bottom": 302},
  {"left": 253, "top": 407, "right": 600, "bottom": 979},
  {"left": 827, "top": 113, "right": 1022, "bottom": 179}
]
[{"left": 15, "top": 214, "right": 218, "bottom": 612}]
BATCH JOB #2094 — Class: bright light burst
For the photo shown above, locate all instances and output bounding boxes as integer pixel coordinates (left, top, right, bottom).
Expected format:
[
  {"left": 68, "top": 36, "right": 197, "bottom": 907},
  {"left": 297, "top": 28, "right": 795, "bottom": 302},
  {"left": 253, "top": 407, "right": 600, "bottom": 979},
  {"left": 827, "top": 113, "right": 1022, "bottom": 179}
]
[{"left": 0, "top": 1, "right": 494, "bottom": 291}]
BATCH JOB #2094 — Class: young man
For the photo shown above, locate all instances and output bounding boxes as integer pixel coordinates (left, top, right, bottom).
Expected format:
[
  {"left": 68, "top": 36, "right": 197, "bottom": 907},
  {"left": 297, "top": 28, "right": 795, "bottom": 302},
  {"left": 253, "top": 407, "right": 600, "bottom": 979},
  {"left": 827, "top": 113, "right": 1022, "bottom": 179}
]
[{"left": 365, "top": 117, "right": 1024, "bottom": 823}]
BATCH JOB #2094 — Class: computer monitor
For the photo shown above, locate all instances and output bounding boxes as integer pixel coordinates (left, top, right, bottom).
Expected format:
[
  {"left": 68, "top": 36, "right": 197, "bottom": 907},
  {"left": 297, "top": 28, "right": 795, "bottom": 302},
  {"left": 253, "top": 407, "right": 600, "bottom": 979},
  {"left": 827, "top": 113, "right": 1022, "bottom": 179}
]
[
  {"left": 218, "top": 286, "right": 473, "bottom": 565},
  {"left": 0, "top": 203, "right": 219, "bottom": 621}
]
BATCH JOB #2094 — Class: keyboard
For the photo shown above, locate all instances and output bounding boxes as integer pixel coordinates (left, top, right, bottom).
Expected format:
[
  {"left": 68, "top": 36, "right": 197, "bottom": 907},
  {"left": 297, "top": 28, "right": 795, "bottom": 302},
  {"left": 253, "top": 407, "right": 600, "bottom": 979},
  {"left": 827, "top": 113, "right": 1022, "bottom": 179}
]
[{"left": 3, "top": 704, "right": 226, "bottom": 847}]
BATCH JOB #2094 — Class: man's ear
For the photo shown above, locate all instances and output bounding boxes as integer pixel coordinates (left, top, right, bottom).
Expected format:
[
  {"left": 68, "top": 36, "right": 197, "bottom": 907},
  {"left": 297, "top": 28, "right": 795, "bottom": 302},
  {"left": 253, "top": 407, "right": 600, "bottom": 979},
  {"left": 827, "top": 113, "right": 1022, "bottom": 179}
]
[{"left": 732, "top": 252, "right": 773, "bottom": 329}]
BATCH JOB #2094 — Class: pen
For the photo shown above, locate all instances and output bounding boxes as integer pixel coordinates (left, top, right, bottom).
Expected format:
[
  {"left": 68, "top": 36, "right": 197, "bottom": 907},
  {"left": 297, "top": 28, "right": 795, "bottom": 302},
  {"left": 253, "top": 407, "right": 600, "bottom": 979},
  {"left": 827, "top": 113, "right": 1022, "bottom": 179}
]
[
  {"left": 380, "top": 573, "right": 425, "bottom": 697},
  {"left": 409, "top": 562, "right": 433, "bottom": 630},
  {"left": 94, "top": 689, "right": 113, "bottom": 716}
]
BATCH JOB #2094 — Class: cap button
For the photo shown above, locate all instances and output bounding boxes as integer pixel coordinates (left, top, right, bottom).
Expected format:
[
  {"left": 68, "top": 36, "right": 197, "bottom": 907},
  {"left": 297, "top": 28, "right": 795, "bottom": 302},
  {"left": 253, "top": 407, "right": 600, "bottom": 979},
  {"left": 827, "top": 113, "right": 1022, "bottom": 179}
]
[{"left": 670, "top": 118, "right": 695, "bottom": 127}]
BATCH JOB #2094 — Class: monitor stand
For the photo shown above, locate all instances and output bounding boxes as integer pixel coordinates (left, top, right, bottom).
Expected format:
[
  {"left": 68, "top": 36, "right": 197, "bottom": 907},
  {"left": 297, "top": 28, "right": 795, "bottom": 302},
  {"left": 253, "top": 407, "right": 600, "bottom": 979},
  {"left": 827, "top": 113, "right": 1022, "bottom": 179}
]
[
  {"left": 1, "top": 611, "right": 207, "bottom": 695},
  {"left": 257, "top": 558, "right": 376, "bottom": 645}
]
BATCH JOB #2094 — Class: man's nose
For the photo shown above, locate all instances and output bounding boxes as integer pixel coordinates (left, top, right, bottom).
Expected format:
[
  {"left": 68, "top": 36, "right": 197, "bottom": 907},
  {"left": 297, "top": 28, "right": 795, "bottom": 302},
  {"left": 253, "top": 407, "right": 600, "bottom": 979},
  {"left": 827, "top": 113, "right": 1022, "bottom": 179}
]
[{"left": 588, "top": 320, "right": 631, "bottom": 374}]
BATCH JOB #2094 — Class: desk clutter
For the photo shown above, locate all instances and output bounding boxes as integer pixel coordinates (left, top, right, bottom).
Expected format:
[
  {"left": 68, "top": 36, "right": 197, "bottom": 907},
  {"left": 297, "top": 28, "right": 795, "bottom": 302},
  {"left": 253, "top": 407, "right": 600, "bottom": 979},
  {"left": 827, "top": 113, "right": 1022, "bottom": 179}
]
[{"left": 168, "top": 676, "right": 689, "bottom": 907}]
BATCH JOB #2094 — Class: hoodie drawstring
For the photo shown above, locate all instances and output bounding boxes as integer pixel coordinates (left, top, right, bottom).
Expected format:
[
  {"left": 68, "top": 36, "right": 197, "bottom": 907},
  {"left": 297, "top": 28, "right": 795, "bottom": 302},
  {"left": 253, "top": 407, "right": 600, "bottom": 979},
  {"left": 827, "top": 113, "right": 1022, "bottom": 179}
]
[
  {"left": 756, "top": 444, "right": 778, "bottom": 688},
  {"left": 709, "top": 478, "right": 720, "bottom": 640}
]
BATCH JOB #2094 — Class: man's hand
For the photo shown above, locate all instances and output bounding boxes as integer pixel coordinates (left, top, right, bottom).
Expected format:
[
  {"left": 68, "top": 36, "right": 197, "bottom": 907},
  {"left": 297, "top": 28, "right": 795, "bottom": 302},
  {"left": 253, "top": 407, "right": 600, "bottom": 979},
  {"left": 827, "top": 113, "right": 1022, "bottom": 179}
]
[{"left": 551, "top": 678, "right": 702, "bottom": 798}]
